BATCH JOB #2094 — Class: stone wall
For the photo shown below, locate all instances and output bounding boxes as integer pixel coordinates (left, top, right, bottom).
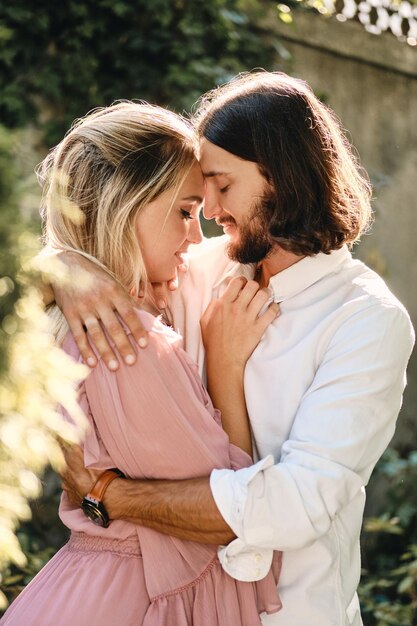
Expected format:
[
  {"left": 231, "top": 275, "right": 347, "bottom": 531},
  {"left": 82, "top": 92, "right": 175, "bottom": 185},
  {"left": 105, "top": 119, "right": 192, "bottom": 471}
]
[{"left": 264, "top": 11, "right": 417, "bottom": 448}]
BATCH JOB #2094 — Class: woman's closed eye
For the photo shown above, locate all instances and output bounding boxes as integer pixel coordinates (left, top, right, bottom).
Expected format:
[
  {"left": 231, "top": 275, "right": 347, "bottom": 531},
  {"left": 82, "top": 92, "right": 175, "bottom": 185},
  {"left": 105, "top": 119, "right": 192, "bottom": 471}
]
[
  {"left": 180, "top": 208, "right": 194, "bottom": 220},
  {"left": 219, "top": 185, "right": 230, "bottom": 194}
]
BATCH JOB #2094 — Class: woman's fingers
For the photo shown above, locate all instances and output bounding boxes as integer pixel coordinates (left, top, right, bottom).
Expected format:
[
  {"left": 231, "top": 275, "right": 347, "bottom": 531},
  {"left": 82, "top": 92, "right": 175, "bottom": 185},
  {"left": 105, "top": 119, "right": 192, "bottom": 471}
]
[
  {"left": 246, "top": 287, "right": 271, "bottom": 317},
  {"left": 220, "top": 276, "right": 248, "bottom": 302},
  {"left": 233, "top": 280, "right": 262, "bottom": 309},
  {"left": 256, "top": 302, "right": 280, "bottom": 334}
]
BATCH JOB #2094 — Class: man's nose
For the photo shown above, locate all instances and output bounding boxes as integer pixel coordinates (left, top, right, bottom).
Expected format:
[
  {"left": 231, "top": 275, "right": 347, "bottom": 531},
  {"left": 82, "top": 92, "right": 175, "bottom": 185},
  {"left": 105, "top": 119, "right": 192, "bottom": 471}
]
[{"left": 203, "top": 187, "right": 221, "bottom": 220}]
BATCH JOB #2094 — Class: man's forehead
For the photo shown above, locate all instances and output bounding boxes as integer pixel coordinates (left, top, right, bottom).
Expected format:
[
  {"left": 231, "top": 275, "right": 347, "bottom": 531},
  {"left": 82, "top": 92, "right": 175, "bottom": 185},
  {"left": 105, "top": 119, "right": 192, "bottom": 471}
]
[
  {"left": 199, "top": 139, "right": 246, "bottom": 179},
  {"left": 199, "top": 138, "right": 232, "bottom": 166}
]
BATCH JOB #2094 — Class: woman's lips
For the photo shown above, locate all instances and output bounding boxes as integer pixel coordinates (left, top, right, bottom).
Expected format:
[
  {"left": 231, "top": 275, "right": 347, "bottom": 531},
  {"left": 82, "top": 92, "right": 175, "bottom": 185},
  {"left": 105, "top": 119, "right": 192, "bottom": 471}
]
[{"left": 175, "top": 251, "right": 187, "bottom": 264}]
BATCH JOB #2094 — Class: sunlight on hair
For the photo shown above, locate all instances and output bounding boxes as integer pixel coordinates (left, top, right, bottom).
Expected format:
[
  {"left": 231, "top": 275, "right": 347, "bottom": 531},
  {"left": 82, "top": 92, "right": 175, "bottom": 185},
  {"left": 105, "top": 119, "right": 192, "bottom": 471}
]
[{"left": 50, "top": 170, "right": 85, "bottom": 226}]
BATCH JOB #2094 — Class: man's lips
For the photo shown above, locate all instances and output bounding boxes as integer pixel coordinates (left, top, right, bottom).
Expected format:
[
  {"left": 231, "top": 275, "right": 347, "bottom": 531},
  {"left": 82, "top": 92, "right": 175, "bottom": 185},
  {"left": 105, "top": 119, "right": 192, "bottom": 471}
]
[
  {"left": 220, "top": 222, "right": 237, "bottom": 234},
  {"left": 217, "top": 219, "right": 237, "bottom": 231},
  {"left": 216, "top": 218, "right": 235, "bottom": 226}
]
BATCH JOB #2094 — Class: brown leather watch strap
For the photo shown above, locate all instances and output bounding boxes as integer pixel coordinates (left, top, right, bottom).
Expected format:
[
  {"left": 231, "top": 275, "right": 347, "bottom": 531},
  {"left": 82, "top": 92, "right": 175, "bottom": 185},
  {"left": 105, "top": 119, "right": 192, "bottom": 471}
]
[{"left": 87, "top": 469, "right": 123, "bottom": 502}]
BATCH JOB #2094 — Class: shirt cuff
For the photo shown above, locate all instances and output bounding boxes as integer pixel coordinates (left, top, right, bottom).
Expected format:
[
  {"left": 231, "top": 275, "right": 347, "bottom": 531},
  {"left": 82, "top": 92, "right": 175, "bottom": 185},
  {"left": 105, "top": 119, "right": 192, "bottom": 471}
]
[{"left": 210, "top": 455, "right": 275, "bottom": 582}]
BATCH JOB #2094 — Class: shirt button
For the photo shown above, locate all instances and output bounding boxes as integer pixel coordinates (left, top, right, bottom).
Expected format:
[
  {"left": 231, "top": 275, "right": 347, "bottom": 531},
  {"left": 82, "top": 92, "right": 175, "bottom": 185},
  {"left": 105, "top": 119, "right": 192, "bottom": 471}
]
[
  {"left": 255, "top": 553, "right": 263, "bottom": 562},
  {"left": 254, "top": 568, "right": 261, "bottom": 577}
]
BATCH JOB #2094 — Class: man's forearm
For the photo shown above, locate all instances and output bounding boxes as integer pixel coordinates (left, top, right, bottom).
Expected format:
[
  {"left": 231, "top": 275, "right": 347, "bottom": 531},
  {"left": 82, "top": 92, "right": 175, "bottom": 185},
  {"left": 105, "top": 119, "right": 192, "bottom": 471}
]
[{"left": 103, "top": 475, "right": 235, "bottom": 544}]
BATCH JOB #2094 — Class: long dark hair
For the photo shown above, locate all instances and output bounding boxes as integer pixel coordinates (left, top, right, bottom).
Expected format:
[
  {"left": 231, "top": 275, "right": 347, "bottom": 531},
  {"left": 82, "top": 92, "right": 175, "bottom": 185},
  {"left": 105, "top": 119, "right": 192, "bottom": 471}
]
[{"left": 194, "top": 71, "right": 372, "bottom": 256}]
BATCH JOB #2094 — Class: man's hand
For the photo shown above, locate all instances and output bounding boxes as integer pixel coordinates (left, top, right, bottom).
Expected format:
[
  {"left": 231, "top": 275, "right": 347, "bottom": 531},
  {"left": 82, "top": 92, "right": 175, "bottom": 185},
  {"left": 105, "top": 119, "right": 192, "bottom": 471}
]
[
  {"left": 43, "top": 244, "right": 190, "bottom": 369},
  {"left": 49, "top": 252, "right": 147, "bottom": 370},
  {"left": 59, "top": 443, "right": 235, "bottom": 544},
  {"left": 60, "top": 443, "right": 99, "bottom": 506},
  {"left": 48, "top": 251, "right": 187, "bottom": 370}
]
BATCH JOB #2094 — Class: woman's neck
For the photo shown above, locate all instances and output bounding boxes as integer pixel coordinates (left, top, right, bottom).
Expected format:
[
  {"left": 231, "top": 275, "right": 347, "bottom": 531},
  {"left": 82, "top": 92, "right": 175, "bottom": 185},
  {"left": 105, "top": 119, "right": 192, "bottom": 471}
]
[{"left": 140, "top": 286, "right": 172, "bottom": 326}]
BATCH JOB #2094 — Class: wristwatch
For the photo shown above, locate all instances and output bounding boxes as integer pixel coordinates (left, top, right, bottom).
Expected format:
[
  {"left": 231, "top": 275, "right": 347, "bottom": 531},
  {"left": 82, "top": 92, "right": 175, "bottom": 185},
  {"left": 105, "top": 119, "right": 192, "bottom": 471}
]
[{"left": 81, "top": 468, "right": 125, "bottom": 528}]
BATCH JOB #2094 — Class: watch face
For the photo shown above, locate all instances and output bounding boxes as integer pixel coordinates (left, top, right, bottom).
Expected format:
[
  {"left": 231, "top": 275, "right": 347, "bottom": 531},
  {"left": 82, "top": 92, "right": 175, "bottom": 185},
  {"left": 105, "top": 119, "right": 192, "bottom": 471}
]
[{"left": 81, "top": 500, "right": 108, "bottom": 527}]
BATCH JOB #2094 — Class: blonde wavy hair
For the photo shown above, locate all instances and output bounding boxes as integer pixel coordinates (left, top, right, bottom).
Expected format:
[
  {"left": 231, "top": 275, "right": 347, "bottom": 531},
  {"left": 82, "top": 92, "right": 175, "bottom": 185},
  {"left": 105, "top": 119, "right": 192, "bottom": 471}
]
[{"left": 39, "top": 101, "right": 197, "bottom": 343}]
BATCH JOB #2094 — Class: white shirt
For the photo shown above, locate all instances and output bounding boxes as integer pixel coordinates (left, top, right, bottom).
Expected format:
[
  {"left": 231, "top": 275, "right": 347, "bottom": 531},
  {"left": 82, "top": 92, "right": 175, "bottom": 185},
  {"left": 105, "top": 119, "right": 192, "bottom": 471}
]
[{"left": 169, "top": 236, "right": 414, "bottom": 626}]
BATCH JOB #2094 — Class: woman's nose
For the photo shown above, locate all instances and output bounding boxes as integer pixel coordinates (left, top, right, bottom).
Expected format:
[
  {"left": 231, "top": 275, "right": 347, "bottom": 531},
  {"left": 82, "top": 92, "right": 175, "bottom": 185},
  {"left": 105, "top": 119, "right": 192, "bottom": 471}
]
[{"left": 189, "top": 217, "right": 203, "bottom": 244}]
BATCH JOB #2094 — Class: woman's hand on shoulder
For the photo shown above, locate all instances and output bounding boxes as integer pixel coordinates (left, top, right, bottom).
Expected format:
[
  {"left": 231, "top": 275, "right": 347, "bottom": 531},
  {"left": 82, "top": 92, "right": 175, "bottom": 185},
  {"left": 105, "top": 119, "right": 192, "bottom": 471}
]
[{"left": 200, "top": 276, "right": 280, "bottom": 370}]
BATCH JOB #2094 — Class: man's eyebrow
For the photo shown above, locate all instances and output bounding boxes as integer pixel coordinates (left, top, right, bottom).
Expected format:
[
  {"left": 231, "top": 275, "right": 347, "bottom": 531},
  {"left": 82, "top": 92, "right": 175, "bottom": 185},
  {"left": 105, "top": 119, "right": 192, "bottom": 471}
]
[
  {"left": 179, "top": 195, "right": 204, "bottom": 203},
  {"left": 202, "top": 171, "right": 229, "bottom": 178}
]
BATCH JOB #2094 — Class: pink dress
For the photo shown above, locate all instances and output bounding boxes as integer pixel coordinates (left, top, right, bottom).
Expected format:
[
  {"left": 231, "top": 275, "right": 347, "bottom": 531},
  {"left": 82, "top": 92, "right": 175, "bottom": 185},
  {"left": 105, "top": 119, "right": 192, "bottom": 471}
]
[{"left": 1, "top": 311, "right": 282, "bottom": 626}]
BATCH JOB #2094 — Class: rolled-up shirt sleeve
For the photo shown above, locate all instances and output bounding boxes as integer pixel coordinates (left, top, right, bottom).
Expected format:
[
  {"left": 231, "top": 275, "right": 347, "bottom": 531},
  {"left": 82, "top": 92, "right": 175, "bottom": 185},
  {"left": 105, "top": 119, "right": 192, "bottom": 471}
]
[
  {"left": 210, "top": 302, "right": 414, "bottom": 580},
  {"left": 210, "top": 456, "right": 275, "bottom": 580}
]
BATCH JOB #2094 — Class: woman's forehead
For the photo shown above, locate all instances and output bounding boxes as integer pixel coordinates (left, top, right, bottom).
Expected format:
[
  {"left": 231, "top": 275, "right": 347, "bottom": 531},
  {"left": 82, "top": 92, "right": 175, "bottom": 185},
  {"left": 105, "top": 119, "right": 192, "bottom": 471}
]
[{"left": 177, "top": 163, "right": 204, "bottom": 200}]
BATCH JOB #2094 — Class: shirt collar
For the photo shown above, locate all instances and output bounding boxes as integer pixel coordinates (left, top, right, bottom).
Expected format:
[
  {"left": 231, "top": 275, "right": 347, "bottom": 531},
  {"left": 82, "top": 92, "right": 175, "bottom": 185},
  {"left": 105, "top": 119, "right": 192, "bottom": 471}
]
[
  {"left": 267, "top": 246, "right": 351, "bottom": 302},
  {"left": 214, "top": 246, "right": 351, "bottom": 303}
]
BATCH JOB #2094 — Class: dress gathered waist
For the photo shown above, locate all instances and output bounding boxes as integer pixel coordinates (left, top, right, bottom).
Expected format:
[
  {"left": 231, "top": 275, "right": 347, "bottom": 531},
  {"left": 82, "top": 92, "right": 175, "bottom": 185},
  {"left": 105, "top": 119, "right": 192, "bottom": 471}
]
[{"left": 67, "top": 531, "right": 141, "bottom": 557}]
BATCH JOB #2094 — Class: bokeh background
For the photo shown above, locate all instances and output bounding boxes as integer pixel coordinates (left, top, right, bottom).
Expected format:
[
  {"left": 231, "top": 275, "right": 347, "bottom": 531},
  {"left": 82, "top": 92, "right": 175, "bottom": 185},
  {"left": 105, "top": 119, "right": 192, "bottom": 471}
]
[{"left": 1, "top": 1, "right": 416, "bottom": 623}]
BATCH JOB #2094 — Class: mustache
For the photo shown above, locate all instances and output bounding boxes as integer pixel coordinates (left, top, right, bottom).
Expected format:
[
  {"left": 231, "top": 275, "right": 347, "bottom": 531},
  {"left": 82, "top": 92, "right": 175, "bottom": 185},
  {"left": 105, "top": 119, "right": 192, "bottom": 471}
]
[{"left": 217, "top": 217, "right": 236, "bottom": 226}]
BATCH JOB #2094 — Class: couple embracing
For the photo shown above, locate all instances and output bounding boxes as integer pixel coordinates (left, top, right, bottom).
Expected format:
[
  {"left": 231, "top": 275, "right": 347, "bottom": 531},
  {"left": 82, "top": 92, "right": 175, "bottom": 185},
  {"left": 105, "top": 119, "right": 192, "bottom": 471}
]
[{"left": 1, "top": 71, "right": 414, "bottom": 626}]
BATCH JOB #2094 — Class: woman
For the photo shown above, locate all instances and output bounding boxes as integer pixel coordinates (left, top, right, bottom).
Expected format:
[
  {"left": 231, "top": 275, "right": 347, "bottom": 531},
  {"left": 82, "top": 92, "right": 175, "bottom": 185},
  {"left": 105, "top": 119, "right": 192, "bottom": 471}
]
[{"left": 0, "top": 102, "right": 281, "bottom": 626}]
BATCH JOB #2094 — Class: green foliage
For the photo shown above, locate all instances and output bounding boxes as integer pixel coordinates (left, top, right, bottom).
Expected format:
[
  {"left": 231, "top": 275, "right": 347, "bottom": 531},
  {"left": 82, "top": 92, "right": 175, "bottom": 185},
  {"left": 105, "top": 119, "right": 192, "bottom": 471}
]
[
  {"left": 0, "top": 128, "right": 22, "bottom": 373},
  {"left": 359, "top": 449, "right": 417, "bottom": 625},
  {"left": 0, "top": 127, "right": 88, "bottom": 608},
  {"left": 0, "top": 0, "right": 283, "bottom": 144}
]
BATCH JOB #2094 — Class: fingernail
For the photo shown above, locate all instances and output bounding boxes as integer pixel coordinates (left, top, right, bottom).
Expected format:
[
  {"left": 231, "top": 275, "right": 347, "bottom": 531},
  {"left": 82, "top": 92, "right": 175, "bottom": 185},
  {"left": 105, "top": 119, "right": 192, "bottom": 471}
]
[
  {"left": 138, "top": 337, "right": 148, "bottom": 348},
  {"left": 108, "top": 359, "right": 118, "bottom": 371},
  {"left": 125, "top": 354, "right": 135, "bottom": 365},
  {"left": 87, "top": 357, "right": 96, "bottom": 367},
  {"left": 157, "top": 299, "right": 166, "bottom": 309}
]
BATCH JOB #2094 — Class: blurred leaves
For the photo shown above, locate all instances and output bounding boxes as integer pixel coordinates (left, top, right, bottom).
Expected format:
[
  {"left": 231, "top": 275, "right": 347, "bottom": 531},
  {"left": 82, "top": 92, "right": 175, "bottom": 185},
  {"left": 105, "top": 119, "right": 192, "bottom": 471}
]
[
  {"left": 0, "top": 127, "right": 87, "bottom": 608},
  {"left": 0, "top": 0, "right": 289, "bottom": 144},
  {"left": 359, "top": 449, "right": 417, "bottom": 625}
]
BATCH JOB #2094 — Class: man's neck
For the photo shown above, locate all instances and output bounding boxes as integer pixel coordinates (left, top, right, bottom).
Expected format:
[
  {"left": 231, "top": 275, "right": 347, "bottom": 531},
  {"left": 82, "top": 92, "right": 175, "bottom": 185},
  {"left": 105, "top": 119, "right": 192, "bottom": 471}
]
[{"left": 256, "top": 248, "right": 305, "bottom": 288}]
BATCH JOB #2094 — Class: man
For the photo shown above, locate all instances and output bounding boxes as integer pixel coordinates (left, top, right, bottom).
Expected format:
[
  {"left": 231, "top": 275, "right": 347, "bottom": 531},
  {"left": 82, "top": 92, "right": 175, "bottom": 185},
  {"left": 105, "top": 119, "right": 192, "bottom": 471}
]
[{"left": 57, "top": 72, "right": 414, "bottom": 625}]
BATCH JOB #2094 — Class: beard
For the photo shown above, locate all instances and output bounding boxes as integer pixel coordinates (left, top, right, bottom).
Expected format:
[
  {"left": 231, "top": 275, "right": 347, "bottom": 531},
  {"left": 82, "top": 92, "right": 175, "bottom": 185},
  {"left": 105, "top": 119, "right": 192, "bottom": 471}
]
[{"left": 225, "top": 193, "right": 275, "bottom": 264}]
